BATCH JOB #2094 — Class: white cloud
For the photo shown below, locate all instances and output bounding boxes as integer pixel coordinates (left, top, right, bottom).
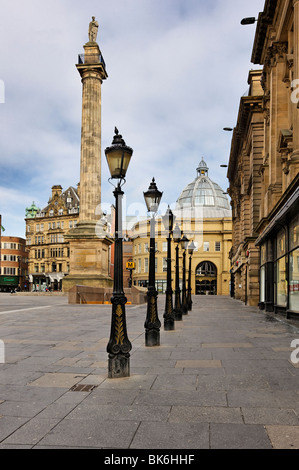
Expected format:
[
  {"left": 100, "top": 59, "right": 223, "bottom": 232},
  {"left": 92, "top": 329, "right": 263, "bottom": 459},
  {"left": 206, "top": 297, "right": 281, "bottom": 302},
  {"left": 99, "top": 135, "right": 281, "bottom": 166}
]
[{"left": 0, "top": 0, "right": 265, "bottom": 236}]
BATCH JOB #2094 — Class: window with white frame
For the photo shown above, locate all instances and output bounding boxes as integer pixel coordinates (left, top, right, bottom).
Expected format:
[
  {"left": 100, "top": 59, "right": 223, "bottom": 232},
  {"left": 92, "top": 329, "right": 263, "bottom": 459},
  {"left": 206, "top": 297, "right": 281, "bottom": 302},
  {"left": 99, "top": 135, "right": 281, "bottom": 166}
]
[{"left": 203, "top": 242, "right": 210, "bottom": 252}]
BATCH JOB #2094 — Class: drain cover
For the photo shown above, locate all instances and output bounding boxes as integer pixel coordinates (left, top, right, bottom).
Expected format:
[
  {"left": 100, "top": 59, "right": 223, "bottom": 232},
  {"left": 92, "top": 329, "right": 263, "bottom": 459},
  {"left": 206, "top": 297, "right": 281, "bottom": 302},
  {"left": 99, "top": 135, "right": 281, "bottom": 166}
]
[{"left": 71, "top": 384, "right": 96, "bottom": 392}]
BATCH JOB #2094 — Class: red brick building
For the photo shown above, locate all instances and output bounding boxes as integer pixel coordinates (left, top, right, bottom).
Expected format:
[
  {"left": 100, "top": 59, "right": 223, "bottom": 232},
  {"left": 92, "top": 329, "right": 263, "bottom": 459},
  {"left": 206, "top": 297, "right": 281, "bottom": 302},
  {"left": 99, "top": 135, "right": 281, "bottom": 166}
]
[{"left": 0, "top": 233, "right": 28, "bottom": 291}]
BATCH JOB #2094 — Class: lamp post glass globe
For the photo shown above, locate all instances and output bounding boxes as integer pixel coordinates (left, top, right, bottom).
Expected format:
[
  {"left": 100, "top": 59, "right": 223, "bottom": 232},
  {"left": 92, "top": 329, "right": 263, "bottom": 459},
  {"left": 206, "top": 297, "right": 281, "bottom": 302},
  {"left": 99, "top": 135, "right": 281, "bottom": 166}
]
[
  {"left": 173, "top": 223, "right": 182, "bottom": 243},
  {"left": 180, "top": 235, "right": 189, "bottom": 251},
  {"left": 162, "top": 205, "right": 175, "bottom": 234},
  {"left": 144, "top": 178, "right": 163, "bottom": 213},
  {"left": 188, "top": 241, "right": 196, "bottom": 255},
  {"left": 105, "top": 128, "right": 133, "bottom": 181}
]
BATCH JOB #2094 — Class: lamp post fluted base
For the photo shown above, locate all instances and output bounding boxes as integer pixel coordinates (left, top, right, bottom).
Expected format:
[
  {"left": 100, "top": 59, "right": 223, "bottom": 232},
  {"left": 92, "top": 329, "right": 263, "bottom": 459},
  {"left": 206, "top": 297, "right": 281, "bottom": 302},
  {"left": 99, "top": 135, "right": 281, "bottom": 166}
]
[
  {"left": 164, "top": 319, "right": 175, "bottom": 331},
  {"left": 107, "top": 294, "right": 132, "bottom": 379},
  {"left": 145, "top": 329, "right": 160, "bottom": 347},
  {"left": 174, "top": 310, "right": 183, "bottom": 321},
  {"left": 164, "top": 290, "right": 175, "bottom": 331},
  {"left": 145, "top": 288, "right": 161, "bottom": 347},
  {"left": 173, "top": 289, "right": 183, "bottom": 321},
  {"left": 108, "top": 353, "right": 130, "bottom": 379}
]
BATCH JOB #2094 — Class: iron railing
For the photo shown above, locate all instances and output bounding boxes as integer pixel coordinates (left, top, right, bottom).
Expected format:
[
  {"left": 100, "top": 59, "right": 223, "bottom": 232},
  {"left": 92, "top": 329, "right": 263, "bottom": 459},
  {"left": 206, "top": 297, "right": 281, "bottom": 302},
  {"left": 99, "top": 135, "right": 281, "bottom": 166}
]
[{"left": 78, "top": 53, "right": 106, "bottom": 69}]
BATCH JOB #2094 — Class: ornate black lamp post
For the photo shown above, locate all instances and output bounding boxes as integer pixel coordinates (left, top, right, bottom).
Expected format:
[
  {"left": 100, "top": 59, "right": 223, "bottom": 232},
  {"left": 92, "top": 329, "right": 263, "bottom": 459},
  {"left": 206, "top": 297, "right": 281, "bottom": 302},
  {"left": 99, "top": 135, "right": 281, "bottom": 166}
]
[
  {"left": 105, "top": 128, "right": 133, "bottom": 378},
  {"left": 187, "top": 241, "right": 196, "bottom": 311},
  {"left": 180, "top": 235, "right": 189, "bottom": 315},
  {"left": 173, "top": 223, "right": 183, "bottom": 321},
  {"left": 162, "top": 206, "right": 176, "bottom": 331},
  {"left": 144, "top": 178, "right": 163, "bottom": 346}
]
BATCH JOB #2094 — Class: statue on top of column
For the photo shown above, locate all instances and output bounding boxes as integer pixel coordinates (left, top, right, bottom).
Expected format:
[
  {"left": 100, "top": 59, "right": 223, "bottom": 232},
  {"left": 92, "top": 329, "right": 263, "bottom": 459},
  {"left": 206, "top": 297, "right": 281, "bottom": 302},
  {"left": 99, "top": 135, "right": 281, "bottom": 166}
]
[{"left": 88, "top": 16, "right": 99, "bottom": 43}]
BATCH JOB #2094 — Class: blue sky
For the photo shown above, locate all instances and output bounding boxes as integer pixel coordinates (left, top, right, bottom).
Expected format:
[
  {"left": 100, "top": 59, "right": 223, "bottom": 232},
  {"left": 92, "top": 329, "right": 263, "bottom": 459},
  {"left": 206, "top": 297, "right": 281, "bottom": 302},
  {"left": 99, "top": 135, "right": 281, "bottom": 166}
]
[{"left": 0, "top": 0, "right": 265, "bottom": 237}]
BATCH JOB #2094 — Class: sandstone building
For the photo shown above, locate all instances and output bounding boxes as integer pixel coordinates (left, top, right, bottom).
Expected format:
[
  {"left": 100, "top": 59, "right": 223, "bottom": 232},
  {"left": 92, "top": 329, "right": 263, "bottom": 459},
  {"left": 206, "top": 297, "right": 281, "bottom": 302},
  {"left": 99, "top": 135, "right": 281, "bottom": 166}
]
[
  {"left": 227, "top": 70, "right": 264, "bottom": 306},
  {"left": 132, "top": 160, "right": 232, "bottom": 296},
  {"left": 228, "top": 0, "right": 299, "bottom": 316},
  {"left": 25, "top": 186, "right": 80, "bottom": 291}
]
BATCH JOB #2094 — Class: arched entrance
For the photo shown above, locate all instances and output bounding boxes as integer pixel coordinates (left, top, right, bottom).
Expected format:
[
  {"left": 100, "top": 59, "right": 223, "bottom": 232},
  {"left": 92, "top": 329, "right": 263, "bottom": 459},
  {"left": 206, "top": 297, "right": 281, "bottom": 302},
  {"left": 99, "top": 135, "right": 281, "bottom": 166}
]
[{"left": 196, "top": 261, "right": 217, "bottom": 295}]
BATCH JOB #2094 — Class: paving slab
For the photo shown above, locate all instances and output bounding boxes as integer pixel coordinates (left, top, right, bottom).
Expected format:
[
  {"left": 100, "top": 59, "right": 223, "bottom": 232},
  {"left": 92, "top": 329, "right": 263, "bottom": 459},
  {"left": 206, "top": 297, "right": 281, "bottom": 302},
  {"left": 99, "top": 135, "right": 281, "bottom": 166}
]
[
  {"left": 28, "top": 373, "right": 87, "bottom": 388},
  {"left": 130, "top": 422, "right": 210, "bottom": 449},
  {"left": 0, "top": 293, "right": 299, "bottom": 450},
  {"left": 37, "top": 418, "right": 140, "bottom": 448},
  {"left": 168, "top": 406, "right": 243, "bottom": 424},
  {"left": 67, "top": 403, "right": 171, "bottom": 422},
  {"left": 210, "top": 423, "right": 272, "bottom": 449},
  {"left": 242, "top": 407, "right": 299, "bottom": 425},
  {"left": 265, "top": 425, "right": 299, "bottom": 449}
]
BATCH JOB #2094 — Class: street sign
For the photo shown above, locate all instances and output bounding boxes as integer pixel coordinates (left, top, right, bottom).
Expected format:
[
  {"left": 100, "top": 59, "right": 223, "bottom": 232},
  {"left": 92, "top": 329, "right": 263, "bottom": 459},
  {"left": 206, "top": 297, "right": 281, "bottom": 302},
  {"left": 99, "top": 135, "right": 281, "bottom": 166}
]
[{"left": 126, "top": 261, "right": 135, "bottom": 270}]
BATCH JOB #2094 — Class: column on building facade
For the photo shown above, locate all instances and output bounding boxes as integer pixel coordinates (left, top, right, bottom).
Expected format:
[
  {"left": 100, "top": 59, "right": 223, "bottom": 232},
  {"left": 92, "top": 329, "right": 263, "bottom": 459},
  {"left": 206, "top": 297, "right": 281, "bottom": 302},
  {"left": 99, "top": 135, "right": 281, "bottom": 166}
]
[
  {"left": 291, "top": 0, "right": 299, "bottom": 179},
  {"left": 241, "top": 155, "right": 251, "bottom": 242},
  {"left": 251, "top": 121, "right": 264, "bottom": 233},
  {"left": 267, "top": 46, "right": 288, "bottom": 211}
]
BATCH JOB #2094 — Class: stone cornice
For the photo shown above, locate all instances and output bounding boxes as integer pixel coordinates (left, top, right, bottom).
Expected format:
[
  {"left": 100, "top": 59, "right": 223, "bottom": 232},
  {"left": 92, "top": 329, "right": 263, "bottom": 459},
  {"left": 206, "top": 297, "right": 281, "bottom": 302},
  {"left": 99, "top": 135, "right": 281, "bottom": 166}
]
[
  {"left": 227, "top": 96, "right": 263, "bottom": 182},
  {"left": 251, "top": 0, "right": 278, "bottom": 65}
]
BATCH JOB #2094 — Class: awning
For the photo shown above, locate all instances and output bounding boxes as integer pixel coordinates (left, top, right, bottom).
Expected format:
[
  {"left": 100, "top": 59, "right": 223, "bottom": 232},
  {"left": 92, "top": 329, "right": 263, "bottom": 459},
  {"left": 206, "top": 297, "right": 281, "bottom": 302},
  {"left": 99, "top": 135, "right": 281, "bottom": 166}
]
[{"left": 46, "top": 273, "right": 65, "bottom": 282}]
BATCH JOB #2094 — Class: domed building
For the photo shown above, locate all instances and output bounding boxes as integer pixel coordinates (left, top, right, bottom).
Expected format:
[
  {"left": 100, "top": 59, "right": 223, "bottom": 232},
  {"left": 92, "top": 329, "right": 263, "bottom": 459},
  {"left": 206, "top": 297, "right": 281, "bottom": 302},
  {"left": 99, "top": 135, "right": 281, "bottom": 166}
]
[
  {"left": 176, "top": 159, "right": 231, "bottom": 218},
  {"left": 131, "top": 159, "right": 232, "bottom": 296}
]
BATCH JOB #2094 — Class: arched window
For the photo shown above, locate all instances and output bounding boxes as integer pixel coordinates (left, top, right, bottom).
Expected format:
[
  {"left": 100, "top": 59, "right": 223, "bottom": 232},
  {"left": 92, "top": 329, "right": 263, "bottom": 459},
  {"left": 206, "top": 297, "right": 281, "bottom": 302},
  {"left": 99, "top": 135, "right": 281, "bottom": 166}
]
[{"left": 196, "top": 261, "right": 217, "bottom": 277}]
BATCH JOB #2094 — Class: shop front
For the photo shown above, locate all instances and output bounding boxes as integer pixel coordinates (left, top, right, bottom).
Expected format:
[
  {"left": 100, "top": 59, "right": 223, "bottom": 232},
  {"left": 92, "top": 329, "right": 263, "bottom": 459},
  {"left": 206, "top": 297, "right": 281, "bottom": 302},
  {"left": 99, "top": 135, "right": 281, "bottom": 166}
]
[
  {"left": 0, "top": 275, "right": 19, "bottom": 292},
  {"left": 257, "top": 188, "right": 299, "bottom": 318},
  {"left": 30, "top": 273, "right": 65, "bottom": 291}
]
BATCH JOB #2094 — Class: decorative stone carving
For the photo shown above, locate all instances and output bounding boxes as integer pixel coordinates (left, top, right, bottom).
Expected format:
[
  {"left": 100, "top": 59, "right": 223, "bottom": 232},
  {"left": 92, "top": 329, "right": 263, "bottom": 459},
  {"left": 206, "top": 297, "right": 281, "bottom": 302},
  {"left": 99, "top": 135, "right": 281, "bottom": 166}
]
[{"left": 88, "top": 16, "right": 99, "bottom": 43}]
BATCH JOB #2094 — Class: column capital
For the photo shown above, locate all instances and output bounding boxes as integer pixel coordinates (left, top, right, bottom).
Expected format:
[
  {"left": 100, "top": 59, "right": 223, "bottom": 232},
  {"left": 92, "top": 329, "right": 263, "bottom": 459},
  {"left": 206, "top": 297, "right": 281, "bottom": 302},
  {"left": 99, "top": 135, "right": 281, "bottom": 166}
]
[{"left": 77, "top": 63, "right": 108, "bottom": 82}]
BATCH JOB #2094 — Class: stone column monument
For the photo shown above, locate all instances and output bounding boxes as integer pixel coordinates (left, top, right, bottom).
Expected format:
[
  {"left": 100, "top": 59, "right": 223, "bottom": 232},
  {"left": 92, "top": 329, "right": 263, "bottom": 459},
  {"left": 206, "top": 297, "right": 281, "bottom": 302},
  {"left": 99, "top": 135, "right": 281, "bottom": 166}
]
[{"left": 63, "top": 18, "right": 113, "bottom": 292}]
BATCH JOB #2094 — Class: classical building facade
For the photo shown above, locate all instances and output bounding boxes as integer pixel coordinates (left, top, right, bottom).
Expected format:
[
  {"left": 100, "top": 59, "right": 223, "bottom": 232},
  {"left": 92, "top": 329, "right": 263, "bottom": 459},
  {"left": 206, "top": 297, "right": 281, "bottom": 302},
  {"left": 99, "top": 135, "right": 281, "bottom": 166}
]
[
  {"left": 227, "top": 70, "right": 264, "bottom": 306},
  {"left": 132, "top": 160, "right": 232, "bottom": 296},
  {"left": 25, "top": 186, "right": 80, "bottom": 291},
  {"left": 228, "top": 0, "right": 299, "bottom": 316},
  {"left": 0, "top": 236, "right": 28, "bottom": 291}
]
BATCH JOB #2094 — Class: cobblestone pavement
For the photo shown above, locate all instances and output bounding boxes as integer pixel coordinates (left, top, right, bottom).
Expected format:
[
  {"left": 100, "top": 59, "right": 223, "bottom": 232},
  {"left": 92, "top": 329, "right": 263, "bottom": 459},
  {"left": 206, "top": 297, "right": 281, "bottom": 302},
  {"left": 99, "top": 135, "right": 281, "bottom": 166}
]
[{"left": 0, "top": 293, "right": 298, "bottom": 450}]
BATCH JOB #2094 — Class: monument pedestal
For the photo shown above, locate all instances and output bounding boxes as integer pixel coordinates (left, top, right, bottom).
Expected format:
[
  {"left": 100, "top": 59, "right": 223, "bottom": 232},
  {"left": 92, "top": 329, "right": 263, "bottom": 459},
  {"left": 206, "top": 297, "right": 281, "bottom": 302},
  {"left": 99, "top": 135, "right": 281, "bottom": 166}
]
[{"left": 62, "top": 222, "right": 113, "bottom": 292}]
